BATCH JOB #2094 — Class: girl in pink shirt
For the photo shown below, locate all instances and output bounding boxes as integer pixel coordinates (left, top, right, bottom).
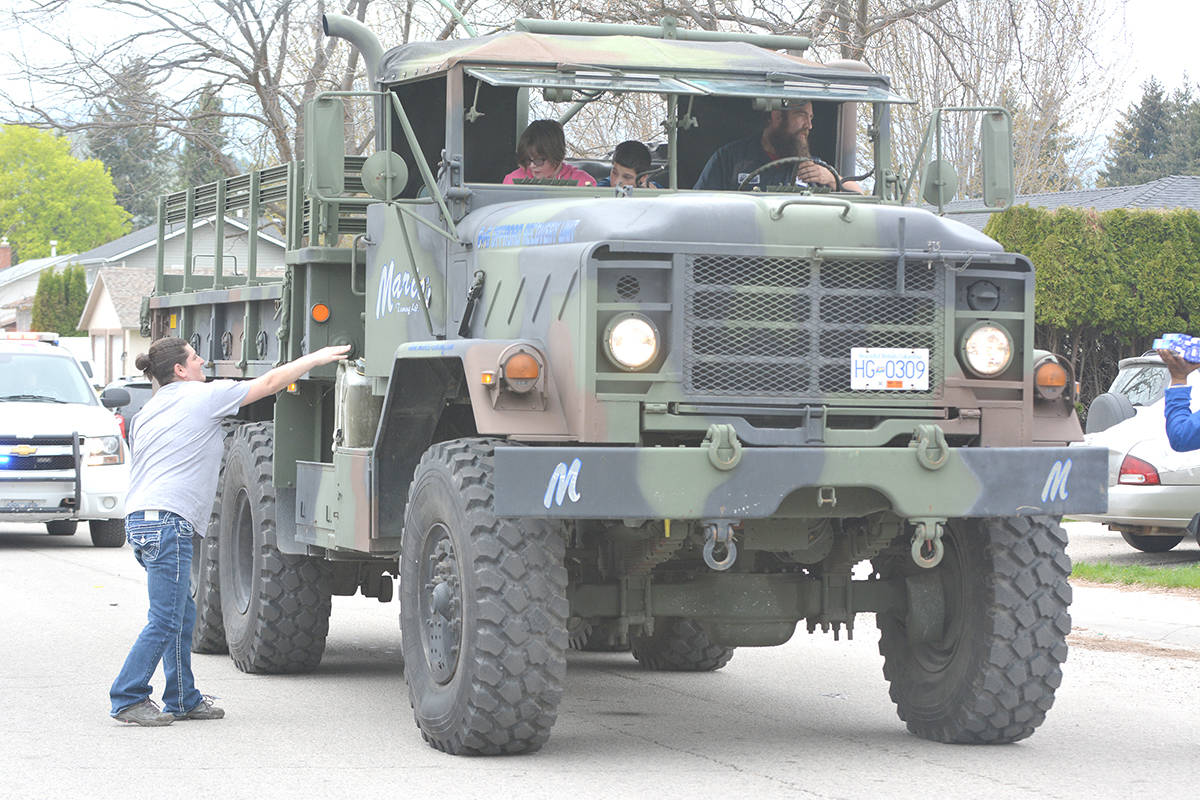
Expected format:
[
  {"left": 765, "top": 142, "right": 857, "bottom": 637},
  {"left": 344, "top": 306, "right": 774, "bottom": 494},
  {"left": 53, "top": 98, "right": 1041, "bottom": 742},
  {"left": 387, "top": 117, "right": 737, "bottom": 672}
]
[{"left": 502, "top": 119, "right": 595, "bottom": 186}]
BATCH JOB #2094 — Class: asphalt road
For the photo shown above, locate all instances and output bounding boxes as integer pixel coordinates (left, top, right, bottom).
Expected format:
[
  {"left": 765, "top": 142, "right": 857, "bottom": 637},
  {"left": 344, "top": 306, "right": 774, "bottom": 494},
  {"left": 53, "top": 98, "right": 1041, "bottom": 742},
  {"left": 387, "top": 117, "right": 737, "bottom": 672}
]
[{"left": 2, "top": 520, "right": 1198, "bottom": 800}]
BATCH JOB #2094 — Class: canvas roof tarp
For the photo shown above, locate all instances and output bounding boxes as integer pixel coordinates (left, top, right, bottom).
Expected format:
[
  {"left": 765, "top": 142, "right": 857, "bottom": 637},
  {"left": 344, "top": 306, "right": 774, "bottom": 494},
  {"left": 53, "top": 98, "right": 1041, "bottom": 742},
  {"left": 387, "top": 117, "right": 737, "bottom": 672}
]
[{"left": 379, "top": 32, "right": 830, "bottom": 82}]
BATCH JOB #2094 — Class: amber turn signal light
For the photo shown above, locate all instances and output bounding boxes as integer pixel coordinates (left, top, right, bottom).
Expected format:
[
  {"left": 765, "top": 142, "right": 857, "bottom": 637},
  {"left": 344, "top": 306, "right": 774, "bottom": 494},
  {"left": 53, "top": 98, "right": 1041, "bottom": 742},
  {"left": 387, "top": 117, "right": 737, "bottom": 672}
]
[
  {"left": 1034, "top": 360, "right": 1068, "bottom": 400},
  {"left": 504, "top": 353, "right": 540, "bottom": 380},
  {"left": 502, "top": 352, "right": 540, "bottom": 394},
  {"left": 311, "top": 303, "right": 331, "bottom": 323}
]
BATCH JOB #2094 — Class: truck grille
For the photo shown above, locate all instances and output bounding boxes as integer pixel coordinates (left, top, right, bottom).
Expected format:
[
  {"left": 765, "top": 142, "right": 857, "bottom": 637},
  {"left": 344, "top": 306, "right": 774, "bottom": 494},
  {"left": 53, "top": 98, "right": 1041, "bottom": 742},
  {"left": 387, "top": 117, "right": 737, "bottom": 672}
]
[{"left": 683, "top": 255, "right": 944, "bottom": 400}]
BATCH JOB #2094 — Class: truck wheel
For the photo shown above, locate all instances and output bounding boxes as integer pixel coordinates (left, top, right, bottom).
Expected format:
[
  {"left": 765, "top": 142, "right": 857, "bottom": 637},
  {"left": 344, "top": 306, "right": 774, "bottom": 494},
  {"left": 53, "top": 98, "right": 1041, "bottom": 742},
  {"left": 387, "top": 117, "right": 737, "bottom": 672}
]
[
  {"left": 191, "top": 534, "right": 226, "bottom": 653},
  {"left": 873, "top": 516, "right": 1071, "bottom": 744},
  {"left": 191, "top": 421, "right": 236, "bottom": 654},
  {"left": 217, "top": 422, "right": 332, "bottom": 673},
  {"left": 569, "top": 620, "right": 628, "bottom": 652},
  {"left": 401, "top": 439, "right": 568, "bottom": 755},
  {"left": 46, "top": 520, "right": 77, "bottom": 536},
  {"left": 1120, "top": 530, "right": 1184, "bottom": 553},
  {"left": 89, "top": 519, "right": 126, "bottom": 547},
  {"left": 630, "top": 618, "right": 735, "bottom": 671}
]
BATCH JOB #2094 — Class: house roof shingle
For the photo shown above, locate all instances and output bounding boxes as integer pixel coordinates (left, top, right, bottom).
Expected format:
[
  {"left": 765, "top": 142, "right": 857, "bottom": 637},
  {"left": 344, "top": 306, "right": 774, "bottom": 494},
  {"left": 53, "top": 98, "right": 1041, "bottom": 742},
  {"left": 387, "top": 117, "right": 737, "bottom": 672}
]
[
  {"left": 950, "top": 175, "right": 1200, "bottom": 230},
  {"left": 96, "top": 268, "right": 157, "bottom": 329}
]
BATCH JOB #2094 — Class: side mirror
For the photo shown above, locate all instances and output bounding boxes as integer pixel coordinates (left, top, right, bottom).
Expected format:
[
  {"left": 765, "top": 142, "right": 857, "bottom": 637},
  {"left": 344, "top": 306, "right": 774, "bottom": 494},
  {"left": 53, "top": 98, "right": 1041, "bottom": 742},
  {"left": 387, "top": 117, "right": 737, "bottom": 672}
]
[
  {"left": 980, "top": 110, "right": 1014, "bottom": 208},
  {"left": 304, "top": 96, "right": 347, "bottom": 199},
  {"left": 361, "top": 151, "right": 410, "bottom": 201},
  {"left": 100, "top": 387, "right": 131, "bottom": 410},
  {"left": 920, "top": 159, "right": 958, "bottom": 207}
]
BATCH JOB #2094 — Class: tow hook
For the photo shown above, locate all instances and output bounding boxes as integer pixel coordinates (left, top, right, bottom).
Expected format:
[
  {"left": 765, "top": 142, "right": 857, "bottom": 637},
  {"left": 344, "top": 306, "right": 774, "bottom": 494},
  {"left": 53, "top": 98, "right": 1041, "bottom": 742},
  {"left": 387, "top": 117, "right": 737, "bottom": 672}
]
[
  {"left": 910, "top": 517, "right": 946, "bottom": 568},
  {"left": 910, "top": 423, "right": 949, "bottom": 470},
  {"left": 703, "top": 423, "right": 742, "bottom": 471},
  {"left": 702, "top": 519, "right": 739, "bottom": 571}
]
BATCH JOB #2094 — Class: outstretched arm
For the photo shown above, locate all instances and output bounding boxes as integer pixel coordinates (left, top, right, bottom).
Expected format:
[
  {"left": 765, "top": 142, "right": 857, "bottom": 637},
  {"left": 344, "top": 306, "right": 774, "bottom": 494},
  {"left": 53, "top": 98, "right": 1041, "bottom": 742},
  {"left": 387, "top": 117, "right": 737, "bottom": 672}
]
[
  {"left": 240, "top": 345, "right": 351, "bottom": 407},
  {"left": 1158, "top": 349, "right": 1200, "bottom": 451}
]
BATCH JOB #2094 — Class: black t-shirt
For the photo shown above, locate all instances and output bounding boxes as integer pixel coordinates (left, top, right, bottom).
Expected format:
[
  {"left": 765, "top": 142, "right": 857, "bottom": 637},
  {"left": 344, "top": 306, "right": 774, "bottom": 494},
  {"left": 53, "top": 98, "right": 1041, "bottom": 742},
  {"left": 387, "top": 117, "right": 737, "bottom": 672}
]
[{"left": 693, "top": 135, "right": 818, "bottom": 191}]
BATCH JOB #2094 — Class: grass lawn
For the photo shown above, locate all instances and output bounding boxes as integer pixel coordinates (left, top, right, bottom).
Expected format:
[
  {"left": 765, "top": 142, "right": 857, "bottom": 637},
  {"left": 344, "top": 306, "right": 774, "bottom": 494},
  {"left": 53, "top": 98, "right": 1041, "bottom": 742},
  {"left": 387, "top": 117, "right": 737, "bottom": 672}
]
[{"left": 1072, "top": 561, "right": 1200, "bottom": 590}]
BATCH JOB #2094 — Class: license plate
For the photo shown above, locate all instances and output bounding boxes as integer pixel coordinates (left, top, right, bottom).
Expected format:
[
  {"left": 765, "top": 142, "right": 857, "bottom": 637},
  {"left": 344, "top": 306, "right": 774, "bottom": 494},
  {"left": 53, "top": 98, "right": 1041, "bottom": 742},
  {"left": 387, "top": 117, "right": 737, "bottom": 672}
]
[
  {"left": 2, "top": 500, "right": 39, "bottom": 511},
  {"left": 850, "top": 348, "right": 929, "bottom": 391}
]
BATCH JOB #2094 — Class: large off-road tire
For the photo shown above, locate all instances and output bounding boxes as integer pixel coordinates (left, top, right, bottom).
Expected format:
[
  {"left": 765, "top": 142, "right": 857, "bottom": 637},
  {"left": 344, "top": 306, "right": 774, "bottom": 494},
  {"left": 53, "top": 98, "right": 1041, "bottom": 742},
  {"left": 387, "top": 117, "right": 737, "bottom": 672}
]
[
  {"left": 46, "top": 520, "right": 77, "bottom": 536},
  {"left": 630, "top": 618, "right": 735, "bottom": 671},
  {"left": 400, "top": 439, "right": 568, "bottom": 756},
  {"left": 191, "top": 534, "right": 226, "bottom": 653},
  {"left": 1120, "top": 530, "right": 1184, "bottom": 553},
  {"left": 89, "top": 518, "right": 126, "bottom": 548},
  {"left": 217, "top": 422, "right": 332, "bottom": 673},
  {"left": 873, "top": 516, "right": 1071, "bottom": 744},
  {"left": 190, "top": 421, "right": 237, "bottom": 654},
  {"left": 569, "top": 620, "right": 629, "bottom": 652}
]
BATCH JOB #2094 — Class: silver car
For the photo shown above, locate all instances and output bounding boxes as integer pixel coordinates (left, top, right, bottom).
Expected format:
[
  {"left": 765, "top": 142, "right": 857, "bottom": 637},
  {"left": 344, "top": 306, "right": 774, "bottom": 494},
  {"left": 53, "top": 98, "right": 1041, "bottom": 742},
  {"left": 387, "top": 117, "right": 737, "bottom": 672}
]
[{"left": 1074, "top": 353, "right": 1200, "bottom": 552}]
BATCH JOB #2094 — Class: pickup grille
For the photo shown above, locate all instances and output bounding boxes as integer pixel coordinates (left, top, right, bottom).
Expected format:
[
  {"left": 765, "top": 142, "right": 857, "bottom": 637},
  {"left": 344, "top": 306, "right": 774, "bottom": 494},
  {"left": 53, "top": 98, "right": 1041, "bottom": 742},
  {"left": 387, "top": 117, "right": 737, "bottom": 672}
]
[
  {"left": 0, "top": 436, "right": 80, "bottom": 473},
  {"left": 682, "top": 254, "right": 944, "bottom": 400}
]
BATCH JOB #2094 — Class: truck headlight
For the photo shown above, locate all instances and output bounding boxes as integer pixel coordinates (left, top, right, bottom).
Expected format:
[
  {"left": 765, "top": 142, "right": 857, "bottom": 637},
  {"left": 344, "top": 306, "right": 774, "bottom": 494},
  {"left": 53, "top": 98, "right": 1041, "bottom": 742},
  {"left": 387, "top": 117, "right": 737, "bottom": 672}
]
[
  {"left": 604, "top": 314, "right": 659, "bottom": 370},
  {"left": 961, "top": 322, "right": 1013, "bottom": 377},
  {"left": 85, "top": 435, "right": 124, "bottom": 466}
]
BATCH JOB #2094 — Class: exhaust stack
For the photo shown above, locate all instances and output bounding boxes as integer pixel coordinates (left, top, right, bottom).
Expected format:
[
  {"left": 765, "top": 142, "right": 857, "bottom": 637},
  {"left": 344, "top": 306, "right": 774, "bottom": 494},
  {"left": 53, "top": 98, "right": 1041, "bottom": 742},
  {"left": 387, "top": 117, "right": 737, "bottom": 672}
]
[{"left": 322, "top": 14, "right": 384, "bottom": 87}]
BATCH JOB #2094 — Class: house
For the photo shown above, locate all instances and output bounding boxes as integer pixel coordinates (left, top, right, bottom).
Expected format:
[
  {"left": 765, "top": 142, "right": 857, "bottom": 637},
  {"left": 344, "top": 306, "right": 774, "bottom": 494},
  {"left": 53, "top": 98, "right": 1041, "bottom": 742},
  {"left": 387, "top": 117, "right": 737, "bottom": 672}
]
[
  {"left": 76, "top": 267, "right": 157, "bottom": 383},
  {"left": 0, "top": 240, "right": 80, "bottom": 331},
  {"left": 948, "top": 175, "right": 1200, "bottom": 231}
]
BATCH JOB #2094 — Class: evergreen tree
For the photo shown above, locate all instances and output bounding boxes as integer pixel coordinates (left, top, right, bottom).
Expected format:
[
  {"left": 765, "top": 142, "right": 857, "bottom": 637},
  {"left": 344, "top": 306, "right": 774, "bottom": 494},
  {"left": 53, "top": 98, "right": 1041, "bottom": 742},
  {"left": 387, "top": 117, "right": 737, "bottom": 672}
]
[
  {"left": 1163, "top": 83, "right": 1200, "bottom": 176},
  {"left": 1099, "top": 79, "right": 1173, "bottom": 186},
  {"left": 85, "top": 61, "right": 172, "bottom": 228},
  {"left": 31, "top": 265, "right": 88, "bottom": 335},
  {"left": 176, "top": 84, "right": 231, "bottom": 190}
]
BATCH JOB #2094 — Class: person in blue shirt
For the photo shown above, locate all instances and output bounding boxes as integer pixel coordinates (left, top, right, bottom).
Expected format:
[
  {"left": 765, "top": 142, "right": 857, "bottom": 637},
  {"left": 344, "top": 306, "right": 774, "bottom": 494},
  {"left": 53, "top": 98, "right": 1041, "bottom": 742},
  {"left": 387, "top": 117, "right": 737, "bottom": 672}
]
[
  {"left": 1158, "top": 348, "right": 1200, "bottom": 450},
  {"left": 598, "top": 140, "right": 658, "bottom": 189}
]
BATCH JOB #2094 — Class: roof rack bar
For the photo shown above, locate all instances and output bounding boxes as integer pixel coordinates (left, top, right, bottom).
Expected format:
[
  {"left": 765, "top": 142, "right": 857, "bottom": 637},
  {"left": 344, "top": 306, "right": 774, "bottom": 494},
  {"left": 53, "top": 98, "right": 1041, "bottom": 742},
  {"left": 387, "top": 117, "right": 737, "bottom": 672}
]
[{"left": 514, "top": 17, "right": 811, "bottom": 52}]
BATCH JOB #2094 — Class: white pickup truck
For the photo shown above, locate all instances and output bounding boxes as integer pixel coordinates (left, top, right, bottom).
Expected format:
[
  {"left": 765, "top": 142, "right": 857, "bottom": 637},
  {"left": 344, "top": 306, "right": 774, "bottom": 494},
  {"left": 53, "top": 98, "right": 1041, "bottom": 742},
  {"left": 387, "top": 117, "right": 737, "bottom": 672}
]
[{"left": 0, "top": 332, "right": 131, "bottom": 546}]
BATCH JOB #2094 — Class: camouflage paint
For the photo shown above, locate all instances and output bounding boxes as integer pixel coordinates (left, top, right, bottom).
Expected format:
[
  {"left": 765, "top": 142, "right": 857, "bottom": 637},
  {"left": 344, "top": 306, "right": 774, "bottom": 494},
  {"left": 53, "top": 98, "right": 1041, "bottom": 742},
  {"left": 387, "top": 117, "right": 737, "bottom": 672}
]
[{"left": 492, "top": 443, "right": 1106, "bottom": 519}]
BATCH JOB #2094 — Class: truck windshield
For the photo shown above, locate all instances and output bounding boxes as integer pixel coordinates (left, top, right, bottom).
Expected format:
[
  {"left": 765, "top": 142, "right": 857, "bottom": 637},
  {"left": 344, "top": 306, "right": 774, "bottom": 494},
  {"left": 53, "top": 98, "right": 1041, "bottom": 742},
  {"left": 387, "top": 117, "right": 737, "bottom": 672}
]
[{"left": 0, "top": 353, "right": 97, "bottom": 405}]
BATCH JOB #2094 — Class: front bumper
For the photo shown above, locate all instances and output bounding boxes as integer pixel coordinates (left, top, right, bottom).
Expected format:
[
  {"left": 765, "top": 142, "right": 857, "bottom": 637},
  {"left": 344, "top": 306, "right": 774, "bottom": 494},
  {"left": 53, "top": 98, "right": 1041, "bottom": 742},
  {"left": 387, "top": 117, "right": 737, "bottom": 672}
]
[
  {"left": 1071, "top": 483, "right": 1198, "bottom": 529},
  {"left": 0, "top": 465, "right": 129, "bottom": 522},
  {"left": 493, "top": 445, "right": 1108, "bottom": 519}
]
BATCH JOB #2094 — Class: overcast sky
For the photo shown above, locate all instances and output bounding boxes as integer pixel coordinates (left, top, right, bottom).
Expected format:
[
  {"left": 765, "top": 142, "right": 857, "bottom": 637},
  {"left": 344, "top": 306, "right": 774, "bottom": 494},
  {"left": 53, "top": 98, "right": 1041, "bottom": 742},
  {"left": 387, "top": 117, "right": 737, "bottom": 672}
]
[{"left": 1109, "top": 0, "right": 1198, "bottom": 108}]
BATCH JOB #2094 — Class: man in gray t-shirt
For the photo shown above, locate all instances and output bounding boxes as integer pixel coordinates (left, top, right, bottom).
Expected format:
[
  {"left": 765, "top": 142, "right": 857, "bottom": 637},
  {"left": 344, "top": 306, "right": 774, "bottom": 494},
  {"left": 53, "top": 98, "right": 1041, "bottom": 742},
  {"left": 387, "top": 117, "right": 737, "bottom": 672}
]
[
  {"left": 126, "top": 379, "right": 248, "bottom": 537},
  {"left": 110, "top": 337, "right": 349, "bottom": 727}
]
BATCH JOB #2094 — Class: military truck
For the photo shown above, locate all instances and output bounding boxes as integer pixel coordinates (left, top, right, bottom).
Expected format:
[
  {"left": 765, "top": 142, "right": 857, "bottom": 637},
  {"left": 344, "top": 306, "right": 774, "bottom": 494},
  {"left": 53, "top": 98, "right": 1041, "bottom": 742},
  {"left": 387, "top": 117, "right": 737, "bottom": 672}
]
[{"left": 143, "top": 14, "right": 1107, "bottom": 755}]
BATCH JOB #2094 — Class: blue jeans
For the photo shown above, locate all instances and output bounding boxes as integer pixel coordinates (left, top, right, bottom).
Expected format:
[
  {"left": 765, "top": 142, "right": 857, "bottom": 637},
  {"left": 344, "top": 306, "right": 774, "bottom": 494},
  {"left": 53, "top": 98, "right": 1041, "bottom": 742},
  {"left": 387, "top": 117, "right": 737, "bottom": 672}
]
[{"left": 109, "top": 510, "right": 204, "bottom": 716}]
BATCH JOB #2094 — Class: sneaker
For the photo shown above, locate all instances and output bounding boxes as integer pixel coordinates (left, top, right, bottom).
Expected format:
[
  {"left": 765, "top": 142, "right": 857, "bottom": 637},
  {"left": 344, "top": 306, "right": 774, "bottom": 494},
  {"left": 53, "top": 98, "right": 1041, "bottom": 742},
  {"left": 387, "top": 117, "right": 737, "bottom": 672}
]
[
  {"left": 114, "top": 699, "right": 175, "bottom": 727},
  {"left": 175, "top": 695, "right": 225, "bottom": 721}
]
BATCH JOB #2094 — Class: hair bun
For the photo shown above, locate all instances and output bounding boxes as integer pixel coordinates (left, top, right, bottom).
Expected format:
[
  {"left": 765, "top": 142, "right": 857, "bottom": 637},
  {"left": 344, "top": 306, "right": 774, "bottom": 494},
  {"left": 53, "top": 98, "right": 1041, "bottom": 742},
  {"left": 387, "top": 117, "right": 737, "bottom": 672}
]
[{"left": 134, "top": 353, "right": 151, "bottom": 371}]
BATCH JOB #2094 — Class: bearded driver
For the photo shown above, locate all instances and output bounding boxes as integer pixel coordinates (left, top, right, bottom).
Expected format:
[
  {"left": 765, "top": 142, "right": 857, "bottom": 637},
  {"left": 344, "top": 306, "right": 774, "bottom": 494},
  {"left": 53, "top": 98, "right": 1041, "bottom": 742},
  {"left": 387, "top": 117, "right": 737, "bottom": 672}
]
[{"left": 694, "top": 100, "right": 862, "bottom": 193}]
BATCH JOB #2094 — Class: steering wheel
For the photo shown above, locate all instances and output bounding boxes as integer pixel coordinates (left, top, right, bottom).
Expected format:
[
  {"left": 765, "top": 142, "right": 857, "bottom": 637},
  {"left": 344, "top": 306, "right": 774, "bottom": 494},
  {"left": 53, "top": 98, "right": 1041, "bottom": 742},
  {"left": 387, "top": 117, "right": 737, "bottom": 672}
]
[{"left": 736, "top": 156, "right": 842, "bottom": 192}]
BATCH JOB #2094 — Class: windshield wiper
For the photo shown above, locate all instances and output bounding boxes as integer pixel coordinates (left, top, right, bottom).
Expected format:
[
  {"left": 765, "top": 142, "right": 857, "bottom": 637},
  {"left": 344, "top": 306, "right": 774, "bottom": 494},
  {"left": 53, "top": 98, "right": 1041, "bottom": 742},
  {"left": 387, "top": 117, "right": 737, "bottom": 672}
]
[{"left": 0, "top": 394, "right": 66, "bottom": 403}]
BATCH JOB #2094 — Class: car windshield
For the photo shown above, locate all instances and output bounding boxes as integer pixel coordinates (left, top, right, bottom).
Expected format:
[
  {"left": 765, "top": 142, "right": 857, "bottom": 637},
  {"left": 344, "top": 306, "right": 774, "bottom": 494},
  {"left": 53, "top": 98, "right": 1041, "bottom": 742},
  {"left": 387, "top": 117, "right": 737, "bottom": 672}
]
[
  {"left": 1109, "top": 363, "right": 1170, "bottom": 407},
  {"left": 0, "top": 352, "right": 97, "bottom": 405}
]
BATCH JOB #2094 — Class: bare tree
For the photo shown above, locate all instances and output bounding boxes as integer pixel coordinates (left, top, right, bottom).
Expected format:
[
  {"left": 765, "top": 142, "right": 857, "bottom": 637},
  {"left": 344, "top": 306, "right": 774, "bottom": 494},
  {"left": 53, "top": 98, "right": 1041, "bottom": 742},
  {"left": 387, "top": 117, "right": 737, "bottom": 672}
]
[
  {"left": 869, "top": 0, "right": 1120, "bottom": 196},
  {"left": 1, "top": 0, "right": 396, "bottom": 169},
  {"left": 2, "top": 0, "right": 1123, "bottom": 197}
]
